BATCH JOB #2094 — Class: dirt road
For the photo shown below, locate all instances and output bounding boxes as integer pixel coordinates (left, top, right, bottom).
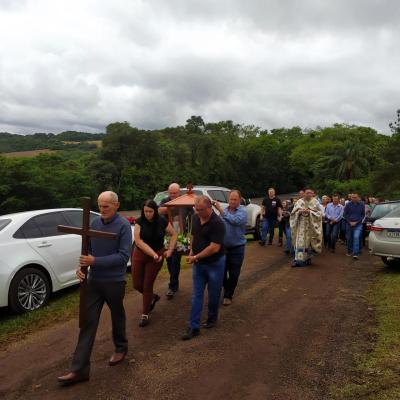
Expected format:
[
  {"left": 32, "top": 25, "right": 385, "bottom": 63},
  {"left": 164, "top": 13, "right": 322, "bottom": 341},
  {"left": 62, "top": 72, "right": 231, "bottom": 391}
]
[{"left": 0, "top": 241, "right": 377, "bottom": 400}]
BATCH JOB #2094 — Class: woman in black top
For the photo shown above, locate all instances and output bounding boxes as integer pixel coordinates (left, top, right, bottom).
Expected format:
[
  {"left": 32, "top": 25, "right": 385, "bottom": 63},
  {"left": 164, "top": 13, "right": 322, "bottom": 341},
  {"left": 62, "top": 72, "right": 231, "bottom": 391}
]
[{"left": 132, "top": 200, "right": 177, "bottom": 327}]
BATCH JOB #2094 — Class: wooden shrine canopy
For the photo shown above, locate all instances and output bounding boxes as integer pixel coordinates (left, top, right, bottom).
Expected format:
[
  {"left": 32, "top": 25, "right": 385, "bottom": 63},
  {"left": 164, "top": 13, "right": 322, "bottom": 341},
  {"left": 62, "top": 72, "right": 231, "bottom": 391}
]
[
  {"left": 163, "top": 190, "right": 196, "bottom": 232},
  {"left": 163, "top": 192, "right": 197, "bottom": 207}
]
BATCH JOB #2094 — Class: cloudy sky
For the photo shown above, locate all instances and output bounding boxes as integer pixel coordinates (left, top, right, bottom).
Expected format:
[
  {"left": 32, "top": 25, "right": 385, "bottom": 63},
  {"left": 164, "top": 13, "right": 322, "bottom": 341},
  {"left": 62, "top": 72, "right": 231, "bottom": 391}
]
[{"left": 0, "top": 0, "right": 399, "bottom": 135}]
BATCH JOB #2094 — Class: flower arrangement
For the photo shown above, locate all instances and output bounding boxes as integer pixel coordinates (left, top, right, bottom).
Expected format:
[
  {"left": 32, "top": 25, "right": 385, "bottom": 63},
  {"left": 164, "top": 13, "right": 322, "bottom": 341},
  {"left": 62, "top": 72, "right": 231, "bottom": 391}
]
[
  {"left": 164, "top": 213, "right": 192, "bottom": 254},
  {"left": 164, "top": 232, "right": 191, "bottom": 254}
]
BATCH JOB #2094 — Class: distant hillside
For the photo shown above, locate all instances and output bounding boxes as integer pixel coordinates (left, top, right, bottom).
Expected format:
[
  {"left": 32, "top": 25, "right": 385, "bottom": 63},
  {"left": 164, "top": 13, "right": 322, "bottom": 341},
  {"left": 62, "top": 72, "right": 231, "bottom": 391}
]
[
  {"left": 0, "top": 131, "right": 105, "bottom": 153},
  {"left": 2, "top": 149, "right": 57, "bottom": 158}
]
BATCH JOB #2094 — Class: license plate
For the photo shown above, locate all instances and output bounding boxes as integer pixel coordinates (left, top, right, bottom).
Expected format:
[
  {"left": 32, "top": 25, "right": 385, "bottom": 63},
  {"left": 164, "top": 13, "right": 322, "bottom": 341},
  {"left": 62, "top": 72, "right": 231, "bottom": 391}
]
[{"left": 387, "top": 231, "right": 400, "bottom": 238}]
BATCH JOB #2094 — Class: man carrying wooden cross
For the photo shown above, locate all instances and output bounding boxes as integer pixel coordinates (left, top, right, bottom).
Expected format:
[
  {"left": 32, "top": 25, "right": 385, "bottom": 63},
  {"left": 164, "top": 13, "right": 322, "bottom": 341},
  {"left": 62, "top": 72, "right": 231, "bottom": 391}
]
[{"left": 58, "top": 191, "right": 132, "bottom": 386}]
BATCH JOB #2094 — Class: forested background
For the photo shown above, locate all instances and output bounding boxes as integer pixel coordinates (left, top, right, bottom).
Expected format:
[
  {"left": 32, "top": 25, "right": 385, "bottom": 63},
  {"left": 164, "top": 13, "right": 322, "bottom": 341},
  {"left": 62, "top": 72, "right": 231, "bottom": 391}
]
[{"left": 1, "top": 111, "right": 399, "bottom": 214}]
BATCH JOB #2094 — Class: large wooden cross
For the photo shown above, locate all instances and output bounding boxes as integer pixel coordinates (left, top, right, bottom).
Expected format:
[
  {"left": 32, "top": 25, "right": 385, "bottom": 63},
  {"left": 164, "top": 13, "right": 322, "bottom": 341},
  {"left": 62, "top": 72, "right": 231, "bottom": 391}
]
[{"left": 57, "top": 197, "right": 117, "bottom": 328}]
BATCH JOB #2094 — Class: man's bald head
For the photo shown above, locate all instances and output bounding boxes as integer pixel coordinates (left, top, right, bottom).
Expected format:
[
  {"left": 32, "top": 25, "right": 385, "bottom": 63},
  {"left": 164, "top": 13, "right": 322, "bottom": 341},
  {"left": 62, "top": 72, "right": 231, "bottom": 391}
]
[
  {"left": 98, "top": 191, "right": 119, "bottom": 203},
  {"left": 195, "top": 195, "right": 212, "bottom": 208},
  {"left": 168, "top": 183, "right": 181, "bottom": 199},
  {"left": 97, "top": 191, "right": 120, "bottom": 222}
]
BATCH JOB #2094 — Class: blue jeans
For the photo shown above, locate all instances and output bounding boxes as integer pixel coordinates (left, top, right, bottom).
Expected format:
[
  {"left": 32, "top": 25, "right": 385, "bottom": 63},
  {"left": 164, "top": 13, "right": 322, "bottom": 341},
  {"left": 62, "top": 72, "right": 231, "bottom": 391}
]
[
  {"left": 346, "top": 223, "right": 362, "bottom": 256},
  {"left": 282, "top": 225, "right": 292, "bottom": 252},
  {"left": 223, "top": 246, "right": 245, "bottom": 300},
  {"left": 261, "top": 218, "right": 276, "bottom": 243},
  {"left": 166, "top": 250, "right": 181, "bottom": 292},
  {"left": 189, "top": 256, "right": 225, "bottom": 329},
  {"left": 326, "top": 222, "right": 340, "bottom": 250}
]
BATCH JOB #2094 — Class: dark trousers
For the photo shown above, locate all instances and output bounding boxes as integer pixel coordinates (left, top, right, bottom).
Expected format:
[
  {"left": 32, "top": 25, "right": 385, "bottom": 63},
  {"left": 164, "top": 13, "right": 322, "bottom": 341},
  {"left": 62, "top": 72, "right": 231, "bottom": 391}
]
[
  {"left": 362, "top": 223, "right": 368, "bottom": 247},
  {"left": 223, "top": 245, "right": 245, "bottom": 300},
  {"left": 71, "top": 280, "right": 127, "bottom": 375},
  {"left": 339, "top": 220, "right": 347, "bottom": 242},
  {"left": 322, "top": 222, "right": 328, "bottom": 246},
  {"left": 166, "top": 250, "right": 182, "bottom": 292},
  {"left": 278, "top": 221, "right": 285, "bottom": 242},
  {"left": 326, "top": 222, "right": 340, "bottom": 250},
  {"left": 132, "top": 247, "right": 163, "bottom": 315},
  {"left": 278, "top": 221, "right": 292, "bottom": 251}
]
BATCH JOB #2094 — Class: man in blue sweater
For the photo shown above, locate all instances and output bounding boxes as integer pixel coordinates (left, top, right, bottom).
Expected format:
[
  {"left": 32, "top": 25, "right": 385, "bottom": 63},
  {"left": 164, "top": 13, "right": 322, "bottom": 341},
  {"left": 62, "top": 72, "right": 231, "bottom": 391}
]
[
  {"left": 58, "top": 191, "right": 132, "bottom": 386},
  {"left": 343, "top": 193, "right": 365, "bottom": 260}
]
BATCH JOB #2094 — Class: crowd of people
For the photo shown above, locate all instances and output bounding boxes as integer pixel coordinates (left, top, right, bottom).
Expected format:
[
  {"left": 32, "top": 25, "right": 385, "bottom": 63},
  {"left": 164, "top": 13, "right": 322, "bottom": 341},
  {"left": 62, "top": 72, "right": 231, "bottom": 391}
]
[
  {"left": 259, "top": 187, "right": 379, "bottom": 265},
  {"left": 57, "top": 184, "right": 378, "bottom": 386}
]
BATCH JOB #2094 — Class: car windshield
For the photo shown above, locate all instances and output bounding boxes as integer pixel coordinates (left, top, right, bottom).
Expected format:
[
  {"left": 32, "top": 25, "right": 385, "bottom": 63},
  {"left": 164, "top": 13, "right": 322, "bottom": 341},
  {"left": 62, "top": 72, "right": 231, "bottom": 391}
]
[
  {"left": 0, "top": 218, "right": 11, "bottom": 231},
  {"left": 370, "top": 202, "right": 400, "bottom": 220},
  {"left": 384, "top": 207, "right": 400, "bottom": 218}
]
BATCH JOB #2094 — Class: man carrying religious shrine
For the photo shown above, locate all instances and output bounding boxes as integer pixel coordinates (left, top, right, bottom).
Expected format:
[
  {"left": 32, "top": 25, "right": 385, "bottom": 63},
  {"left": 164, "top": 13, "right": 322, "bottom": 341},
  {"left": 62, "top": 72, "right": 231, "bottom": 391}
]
[
  {"left": 57, "top": 191, "right": 132, "bottom": 386},
  {"left": 159, "top": 182, "right": 192, "bottom": 299},
  {"left": 290, "top": 188, "right": 323, "bottom": 267},
  {"left": 182, "top": 195, "right": 225, "bottom": 340}
]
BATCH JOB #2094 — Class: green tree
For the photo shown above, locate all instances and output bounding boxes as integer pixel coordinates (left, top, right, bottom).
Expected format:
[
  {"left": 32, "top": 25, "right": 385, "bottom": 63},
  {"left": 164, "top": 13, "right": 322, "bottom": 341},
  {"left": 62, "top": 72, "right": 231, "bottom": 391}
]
[
  {"left": 372, "top": 110, "right": 400, "bottom": 199},
  {"left": 321, "top": 141, "right": 370, "bottom": 180}
]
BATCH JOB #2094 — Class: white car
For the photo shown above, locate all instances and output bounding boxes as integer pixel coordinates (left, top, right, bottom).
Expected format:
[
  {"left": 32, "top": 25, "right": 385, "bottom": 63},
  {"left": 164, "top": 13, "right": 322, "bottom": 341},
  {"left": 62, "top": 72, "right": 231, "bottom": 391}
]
[
  {"left": 0, "top": 209, "right": 134, "bottom": 313},
  {"left": 154, "top": 185, "right": 262, "bottom": 239},
  {"left": 368, "top": 206, "right": 400, "bottom": 267}
]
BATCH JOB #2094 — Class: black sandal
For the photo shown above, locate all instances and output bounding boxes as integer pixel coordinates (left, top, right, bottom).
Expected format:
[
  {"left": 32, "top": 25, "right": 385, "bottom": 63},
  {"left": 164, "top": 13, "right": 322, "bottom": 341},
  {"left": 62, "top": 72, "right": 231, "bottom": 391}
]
[{"left": 150, "top": 294, "right": 160, "bottom": 312}]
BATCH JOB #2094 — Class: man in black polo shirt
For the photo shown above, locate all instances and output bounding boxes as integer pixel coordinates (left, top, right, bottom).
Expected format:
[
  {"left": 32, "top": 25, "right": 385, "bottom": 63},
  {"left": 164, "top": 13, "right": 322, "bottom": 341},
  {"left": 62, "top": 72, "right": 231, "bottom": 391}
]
[
  {"left": 182, "top": 195, "right": 225, "bottom": 340},
  {"left": 259, "top": 187, "right": 283, "bottom": 246}
]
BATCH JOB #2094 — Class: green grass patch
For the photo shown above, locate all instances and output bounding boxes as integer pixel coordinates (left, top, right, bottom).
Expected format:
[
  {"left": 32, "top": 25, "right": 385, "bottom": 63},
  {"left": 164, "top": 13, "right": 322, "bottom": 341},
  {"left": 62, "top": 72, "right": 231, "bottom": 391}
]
[
  {"left": 0, "top": 285, "right": 80, "bottom": 349},
  {"left": 0, "top": 259, "right": 192, "bottom": 350},
  {"left": 331, "top": 267, "right": 400, "bottom": 399}
]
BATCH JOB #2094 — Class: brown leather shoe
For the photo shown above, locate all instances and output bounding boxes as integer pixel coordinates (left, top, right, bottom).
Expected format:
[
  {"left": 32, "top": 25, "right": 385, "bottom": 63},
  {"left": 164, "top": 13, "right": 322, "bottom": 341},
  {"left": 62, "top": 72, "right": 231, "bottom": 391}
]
[
  {"left": 109, "top": 351, "right": 127, "bottom": 366},
  {"left": 57, "top": 371, "right": 89, "bottom": 386},
  {"left": 223, "top": 298, "right": 232, "bottom": 306}
]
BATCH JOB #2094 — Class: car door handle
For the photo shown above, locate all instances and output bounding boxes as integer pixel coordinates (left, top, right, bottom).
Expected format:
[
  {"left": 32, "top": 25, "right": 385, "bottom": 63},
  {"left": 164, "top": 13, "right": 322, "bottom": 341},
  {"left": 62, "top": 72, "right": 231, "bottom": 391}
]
[{"left": 38, "top": 242, "right": 52, "bottom": 248}]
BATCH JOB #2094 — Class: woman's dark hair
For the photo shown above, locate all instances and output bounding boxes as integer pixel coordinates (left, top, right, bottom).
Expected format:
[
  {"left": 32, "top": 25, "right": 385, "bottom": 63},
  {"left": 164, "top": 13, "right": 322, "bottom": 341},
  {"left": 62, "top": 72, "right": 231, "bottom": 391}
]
[{"left": 141, "top": 199, "right": 159, "bottom": 221}]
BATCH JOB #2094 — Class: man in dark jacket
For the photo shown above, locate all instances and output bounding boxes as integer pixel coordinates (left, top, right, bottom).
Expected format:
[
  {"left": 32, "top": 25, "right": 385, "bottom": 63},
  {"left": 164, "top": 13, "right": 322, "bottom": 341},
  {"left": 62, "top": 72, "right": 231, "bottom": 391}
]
[{"left": 343, "top": 193, "right": 365, "bottom": 260}]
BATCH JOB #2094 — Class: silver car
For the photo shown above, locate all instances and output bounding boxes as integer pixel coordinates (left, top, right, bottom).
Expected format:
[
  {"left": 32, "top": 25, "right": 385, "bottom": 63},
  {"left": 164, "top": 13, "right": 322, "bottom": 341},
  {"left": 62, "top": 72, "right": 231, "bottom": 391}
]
[
  {"left": 154, "top": 185, "right": 262, "bottom": 239},
  {"left": 368, "top": 206, "right": 400, "bottom": 267}
]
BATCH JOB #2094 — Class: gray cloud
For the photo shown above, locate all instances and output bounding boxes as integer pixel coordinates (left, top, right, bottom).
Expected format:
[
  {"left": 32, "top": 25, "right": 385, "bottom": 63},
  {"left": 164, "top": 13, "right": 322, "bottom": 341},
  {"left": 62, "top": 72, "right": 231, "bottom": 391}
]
[{"left": 0, "top": 0, "right": 399, "bottom": 135}]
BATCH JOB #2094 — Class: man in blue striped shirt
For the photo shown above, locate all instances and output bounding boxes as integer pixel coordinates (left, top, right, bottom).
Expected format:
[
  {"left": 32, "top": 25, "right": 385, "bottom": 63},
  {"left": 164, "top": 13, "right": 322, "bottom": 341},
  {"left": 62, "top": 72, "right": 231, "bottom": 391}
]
[{"left": 325, "top": 194, "right": 344, "bottom": 252}]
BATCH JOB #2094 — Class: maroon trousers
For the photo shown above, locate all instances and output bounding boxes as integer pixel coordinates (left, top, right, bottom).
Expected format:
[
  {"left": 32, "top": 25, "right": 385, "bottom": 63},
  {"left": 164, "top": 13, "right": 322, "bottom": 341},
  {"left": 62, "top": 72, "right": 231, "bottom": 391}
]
[{"left": 132, "top": 247, "right": 164, "bottom": 315}]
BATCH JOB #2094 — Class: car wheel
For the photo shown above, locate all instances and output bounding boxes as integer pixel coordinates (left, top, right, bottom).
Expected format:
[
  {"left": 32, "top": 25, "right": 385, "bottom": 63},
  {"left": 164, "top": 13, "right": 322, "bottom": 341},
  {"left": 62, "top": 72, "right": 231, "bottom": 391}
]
[
  {"left": 381, "top": 256, "right": 400, "bottom": 268},
  {"left": 253, "top": 215, "right": 261, "bottom": 240},
  {"left": 9, "top": 268, "right": 50, "bottom": 313}
]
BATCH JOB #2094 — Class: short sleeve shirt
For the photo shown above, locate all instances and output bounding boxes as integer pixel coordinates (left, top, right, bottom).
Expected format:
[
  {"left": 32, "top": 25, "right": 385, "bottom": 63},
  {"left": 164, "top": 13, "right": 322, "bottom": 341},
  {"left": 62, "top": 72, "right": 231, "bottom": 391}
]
[
  {"left": 136, "top": 216, "right": 168, "bottom": 251},
  {"left": 191, "top": 212, "right": 225, "bottom": 263},
  {"left": 262, "top": 196, "right": 282, "bottom": 220},
  {"left": 160, "top": 196, "right": 179, "bottom": 218}
]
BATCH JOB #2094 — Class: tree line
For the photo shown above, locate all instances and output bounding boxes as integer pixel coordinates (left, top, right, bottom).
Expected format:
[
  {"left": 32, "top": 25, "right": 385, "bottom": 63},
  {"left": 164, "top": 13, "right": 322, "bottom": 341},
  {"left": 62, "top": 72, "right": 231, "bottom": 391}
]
[{"left": 0, "top": 111, "right": 399, "bottom": 214}]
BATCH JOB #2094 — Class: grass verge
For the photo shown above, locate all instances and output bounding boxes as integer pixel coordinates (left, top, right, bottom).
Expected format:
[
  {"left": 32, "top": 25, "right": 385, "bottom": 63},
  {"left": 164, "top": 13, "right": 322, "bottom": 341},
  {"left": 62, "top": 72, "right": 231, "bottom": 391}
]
[{"left": 331, "top": 266, "right": 400, "bottom": 399}]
